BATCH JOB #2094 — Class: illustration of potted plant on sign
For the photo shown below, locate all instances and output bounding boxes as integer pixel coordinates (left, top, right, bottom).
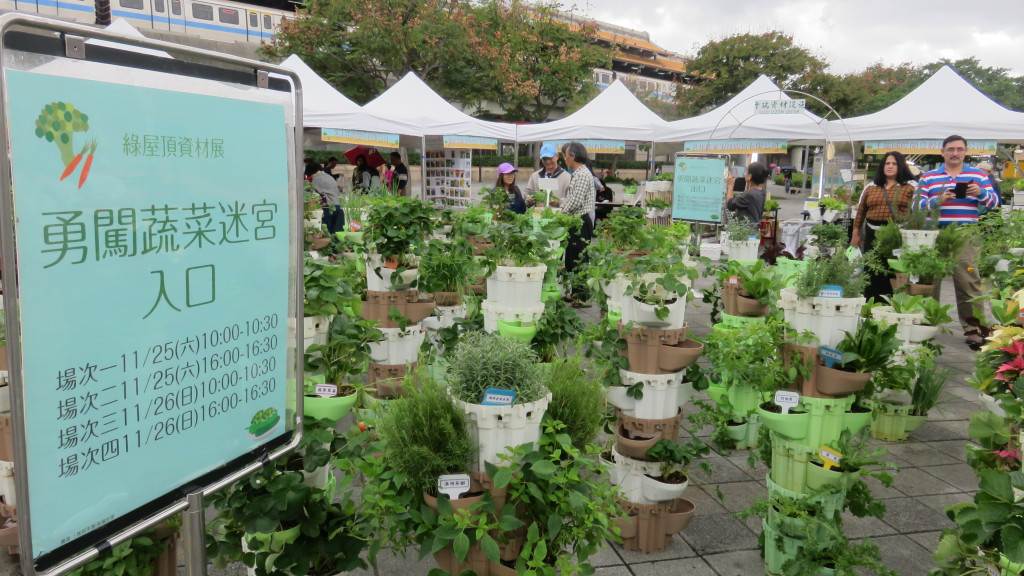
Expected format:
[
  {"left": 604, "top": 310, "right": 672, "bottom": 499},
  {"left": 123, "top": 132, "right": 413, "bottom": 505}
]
[
  {"left": 35, "top": 101, "right": 98, "bottom": 188},
  {"left": 247, "top": 407, "right": 280, "bottom": 441}
]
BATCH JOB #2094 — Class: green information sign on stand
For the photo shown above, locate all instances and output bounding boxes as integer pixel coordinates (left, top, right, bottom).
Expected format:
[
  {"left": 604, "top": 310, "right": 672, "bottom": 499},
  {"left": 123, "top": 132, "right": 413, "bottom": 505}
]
[
  {"left": 0, "top": 16, "right": 303, "bottom": 575},
  {"left": 671, "top": 154, "right": 728, "bottom": 223}
]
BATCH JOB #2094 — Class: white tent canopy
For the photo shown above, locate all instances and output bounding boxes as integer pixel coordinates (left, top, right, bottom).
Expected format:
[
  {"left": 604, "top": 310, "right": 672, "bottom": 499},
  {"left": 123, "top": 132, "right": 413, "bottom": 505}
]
[
  {"left": 361, "top": 72, "right": 516, "bottom": 140},
  {"left": 656, "top": 75, "right": 831, "bottom": 143},
  {"left": 516, "top": 79, "right": 668, "bottom": 142},
  {"left": 276, "top": 54, "right": 408, "bottom": 137},
  {"left": 831, "top": 65, "right": 1024, "bottom": 143},
  {"left": 88, "top": 18, "right": 171, "bottom": 58}
]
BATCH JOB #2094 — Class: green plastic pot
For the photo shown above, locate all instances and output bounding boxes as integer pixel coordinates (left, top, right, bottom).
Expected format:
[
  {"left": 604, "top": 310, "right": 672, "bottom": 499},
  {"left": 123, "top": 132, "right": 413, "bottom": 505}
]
[
  {"left": 496, "top": 320, "right": 537, "bottom": 343},
  {"left": 800, "top": 395, "right": 855, "bottom": 450},
  {"left": 762, "top": 519, "right": 803, "bottom": 576},
  {"left": 724, "top": 413, "right": 760, "bottom": 449},
  {"left": 774, "top": 258, "right": 808, "bottom": 288},
  {"left": 304, "top": 393, "right": 357, "bottom": 421},
  {"left": 726, "top": 384, "right": 764, "bottom": 416},
  {"left": 608, "top": 310, "right": 622, "bottom": 325},
  {"left": 765, "top": 474, "right": 844, "bottom": 541},
  {"left": 542, "top": 288, "right": 562, "bottom": 304},
  {"left": 805, "top": 460, "right": 859, "bottom": 492},
  {"left": 769, "top": 435, "right": 816, "bottom": 494},
  {"left": 757, "top": 402, "right": 810, "bottom": 442},
  {"left": 869, "top": 400, "right": 927, "bottom": 442},
  {"left": 721, "top": 312, "right": 767, "bottom": 328}
]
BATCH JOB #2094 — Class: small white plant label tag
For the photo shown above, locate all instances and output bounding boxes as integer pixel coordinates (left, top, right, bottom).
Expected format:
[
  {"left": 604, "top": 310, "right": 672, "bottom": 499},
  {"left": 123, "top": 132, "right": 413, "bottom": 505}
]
[
  {"left": 820, "top": 446, "right": 842, "bottom": 470},
  {"left": 909, "top": 274, "right": 920, "bottom": 284},
  {"left": 315, "top": 384, "right": 338, "bottom": 398},
  {"left": 437, "top": 474, "right": 471, "bottom": 500},
  {"left": 818, "top": 346, "right": 844, "bottom": 368},
  {"left": 481, "top": 388, "right": 516, "bottom": 406},
  {"left": 308, "top": 251, "right": 319, "bottom": 259},
  {"left": 728, "top": 275, "right": 739, "bottom": 284},
  {"left": 817, "top": 285, "right": 843, "bottom": 298},
  {"left": 774, "top": 391, "right": 800, "bottom": 414}
]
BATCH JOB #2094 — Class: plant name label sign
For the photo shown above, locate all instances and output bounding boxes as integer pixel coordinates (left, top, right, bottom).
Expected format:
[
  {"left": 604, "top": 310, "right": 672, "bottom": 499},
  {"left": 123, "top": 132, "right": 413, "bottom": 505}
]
[
  {"left": 819, "top": 447, "right": 843, "bottom": 470},
  {"left": 818, "top": 346, "right": 844, "bottom": 368},
  {"left": 437, "top": 474, "right": 472, "bottom": 500},
  {"left": 1018, "top": 308, "right": 1024, "bottom": 324},
  {"left": 671, "top": 154, "right": 727, "bottom": 223},
  {"left": 817, "top": 285, "right": 844, "bottom": 298},
  {"left": 315, "top": 384, "right": 338, "bottom": 398},
  {"left": 3, "top": 66, "right": 294, "bottom": 565},
  {"left": 773, "top": 391, "right": 800, "bottom": 414},
  {"left": 728, "top": 276, "right": 739, "bottom": 285},
  {"left": 481, "top": 389, "right": 516, "bottom": 406}
]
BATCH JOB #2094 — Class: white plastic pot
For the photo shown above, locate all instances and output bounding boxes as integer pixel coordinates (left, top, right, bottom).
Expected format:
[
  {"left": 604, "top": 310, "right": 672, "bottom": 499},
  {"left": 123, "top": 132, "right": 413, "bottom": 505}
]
[
  {"left": 900, "top": 230, "right": 939, "bottom": 253},
  {"left": 620, "top": 294, "right": 686, "bottom": 330},
  {"left": 979, "top": 392, "right": 1007, "bottom": 418},
  {"left": 422, "top": 305, "right": 466, "bottom": 331},
  {"left": 368, "top": 324, "right": 425, "bottom": 365},
  {"left": 699, "top": 242, "right": 723, "bottom": 261},
  {"left": 481, "top": 300, "right": 545, "bottom": 333},
  {"left": 610, "top": 446, "right": 676, "bottom": 504},
  {"left": 288, "top": 315, "right": 330, "bottom": 352},
  {"left": 455, "top": 393, "right": 551, "bottom": 472},
  {"left": 609, "top": 370, "right": 693, "bottom": 420},
  {"left": 602, "top": 275, "right": 629, "bottom": 314},
  {"left": 0, "top": 461, "right": 13, "bottom": 506},
  {"left": 641, "top": 472, "right": 689, "bottom": 502},
  {"left": 486, "top": 264, "right": 546, "bottom": 307},
  {"left": 726, "top": 238, "right": 759, "bottom": 262},
  {"left": 365, "top": 253, "right": 420, "bottom": 291},
  {"left": 778, "top": 286, "right": 864, "bottom": 348}
]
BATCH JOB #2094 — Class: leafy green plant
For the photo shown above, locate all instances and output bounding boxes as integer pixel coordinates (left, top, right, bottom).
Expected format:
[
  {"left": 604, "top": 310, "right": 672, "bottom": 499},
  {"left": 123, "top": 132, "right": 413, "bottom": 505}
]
[
  {"left": 863, "top": 222, "right": 903, "bottom": 276},
  {"left": 810, "top": 223, "right": 848, "bottom": 250},
  {"left": 304, "top": 256, "right": 359, "bottom": 317},
  {"left": 620, "top": 248, "right": 697, "bottom": 319},
  {"left": 702, "top": 319, "right": 789, "bottom": 396},
  {"left": 447, "top": 331, "right": 548, "bottom": 405},
  {"left": 580, "top": 315, "right": 630, "bottom": 389},
  {"left": 724, "top": 218, "right": 760, "bottom": 241},
  {"left": 69, "top": 523, "right": 176, "bottom": 576},
  {"left": 488, "top": 420, "right": 624, "bottom": 576},
  {"left": 888, "top": 247, "right": 955, "bottom": 284},
  {"left": 484, "top": 221, "right": 548, "bottom": 267},
  {"left": 902, "top": 194, "right": 942, "bottom": 230},
  {"left": 646, "top": 197, "right": 671, "bottom": 210},
  {"left": 823, "top": 429, "right": 898, "bottom": 519},
  {"left": 818, "top": 196, "right": 847, "bottom": 212},
  {"left": 935, "top": 222, "right": 968, "bottom": 261},
  {"left": 376, "top": 376, "right": 473, "bottom": 496},
  {"left": 931, "top": 469, "right": 1024, "bottom": 571},
  {"left": 919, "top": 297, "right": 954, "bottom": 327},
  {"left": 735, "top": 259, "right": 781, "bottom": 305},
  {"left": 644, "top": 437, "right": 711, "bottom": 481},
  {"left": 531, "top": 298, "right": 585, "bottom": 363},
  {"left": 451, "top": 203, "right": 492, "bottom": 237},
  {"left": 880, "top": 292, "right": 925, "bottom": 314},
  {"left": 544, "top": 355, "right": 606, "bottom": 451},
  {"left": 833, "top": 319, "right": 900, "bottom": 373},
  {"left": 305, "top": 313, "right": 382, "bottom": 387},
  {"left": 795, "top": 251, "right": 867, "bottom": 299},
  {"left": 595, "top": 206, "right": 657, "bottom": 252},
  {"left": 363, "top": 195, "right": 436, "bottom": 264},
  {"left": 909, "top": 357, "right": 949, "bottom": 416},
  {"left": 206, "top": 417, "right": 367, "bottom": 576},
  {"left": 782, "top": 534, "right": 897, "bottom": 576},
  {"left": 764, "top": 199, "right": 780, "bottom": 212},
  {"left": 417, "top": 238, "right": 476, "bottom": 296}
]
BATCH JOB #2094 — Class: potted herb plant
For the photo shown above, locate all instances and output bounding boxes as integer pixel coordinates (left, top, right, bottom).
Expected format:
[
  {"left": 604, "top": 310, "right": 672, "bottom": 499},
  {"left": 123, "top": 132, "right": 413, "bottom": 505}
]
[
  {"left": 782, "top": 250, "right": 867, "bottom": 348},
  {"left": 619, "top": 248, "right": 696, "bottom": 329},
  {"left": 418, "top": 237, "right": 475, "bottom": 307},
  {"left": 720, "top": 259, "right": 779, "bottom": 318},
  {"left": 724, "top": 218, "right": 761, "bottom": 262},
  {"left": 871, "top": 355, "right": 947, "bottom": 442},
  {"left": 363, "top": 195, "right": 436, "bottom": 291},
  {"left": 888, "top": 247, "right": 955, "bottom": 296},
  {"left": 899, "top": 195, "right": 941, "bottom": 251},
  {"left": 816, "top": 319, "right": 900, "bottom": 397},
  {"left": 446, "top": 332, "right": 551, "bottom": 472},
  {"left": 301, "top": 256, "right": 358, "bottom": 351},
  {"left": 304, "top": 313, "right": 382, "bottom": 420}
]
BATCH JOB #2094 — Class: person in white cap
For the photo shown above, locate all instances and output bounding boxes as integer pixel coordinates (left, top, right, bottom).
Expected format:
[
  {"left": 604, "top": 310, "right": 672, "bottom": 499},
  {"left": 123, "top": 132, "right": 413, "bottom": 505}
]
[{"left": 524, "top": 143, "right": 571, "bottom": 207}]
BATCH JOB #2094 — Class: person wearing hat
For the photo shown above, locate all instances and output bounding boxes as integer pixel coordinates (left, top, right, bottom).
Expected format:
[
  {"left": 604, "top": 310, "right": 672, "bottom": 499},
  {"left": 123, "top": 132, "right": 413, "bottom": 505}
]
[
  {"left": 494, "top": 162, "right": 527, "bottom": 215},
  {"left": 977, "top": 161, "right": 1002, "bottom": 201},
  {"left": 524, "top": 143, "right": 571, "bottom": 207}
]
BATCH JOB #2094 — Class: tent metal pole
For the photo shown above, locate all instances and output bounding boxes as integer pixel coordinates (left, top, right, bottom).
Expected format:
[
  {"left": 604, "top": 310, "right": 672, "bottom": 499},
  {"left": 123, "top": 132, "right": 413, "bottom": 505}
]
[{"left": 420, "top": 135, "right": 427, "bottom": 201}]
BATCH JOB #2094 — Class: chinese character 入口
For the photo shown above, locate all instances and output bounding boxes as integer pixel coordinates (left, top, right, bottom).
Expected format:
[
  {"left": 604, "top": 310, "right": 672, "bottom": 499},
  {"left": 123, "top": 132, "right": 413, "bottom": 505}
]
[{"left": 143, "top": 269, "right": 183, "bottom": 319}]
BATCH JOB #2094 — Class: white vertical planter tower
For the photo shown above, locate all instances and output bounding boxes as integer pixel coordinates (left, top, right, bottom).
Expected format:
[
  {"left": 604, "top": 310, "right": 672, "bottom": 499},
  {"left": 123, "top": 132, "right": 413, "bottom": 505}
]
[
  {"left": 455, "top": 393, "right": 551, "bottom": 472},
  {"left": 482, "top": 264, "right": 546, "bottom": 332},
  {"left": 619, "top": 273, "right": 689, "bottom": 330},
  {"left": 368, "top": 324, "right": 426, "bottom": 365},
  {"left": 899, "top": 230, "right": 939, "bottom": 253},
  {"left": 778, "top": 286, "right": 865, "bottom": 348}
]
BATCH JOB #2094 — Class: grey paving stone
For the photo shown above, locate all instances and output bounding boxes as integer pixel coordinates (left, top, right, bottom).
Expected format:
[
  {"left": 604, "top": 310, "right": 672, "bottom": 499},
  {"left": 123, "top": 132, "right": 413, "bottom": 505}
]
[
  {"left": 928, "top": 400, "right": 983, "bottom": 422},
  {"left": 863, "top": 472, "right": 905, "bottom": 499},
  {"left": 689, "top": 456, "right": 759, "bottom": 485},
  {"left": 921, "top": 463, "right": 980, "bottom": 492},
  {"left": 702, "top": 549, "right": 766, "bottom": 576},
  {"left": 593, "top": 565, "right": 632, "bottom": 576},
  {"left": 590, "top": 541, "right": 625, "bottom": 567},
  {"left": 915, "top": 492, "right": 973, "bottom": 516},
  {"left": 611, "top": 533, "right": 696, "bottom": 563},
  {"left": 630, "top": 557, "right": 718, "bottom": 576},
  {"left": 886, "top": 442, "right": 961, "bottom": 467},
  {"left": 912, "top": 420, "right": 972, "bottom": 443},
  {"left": 880, "top": 497, "right": 955, "bottom": 533},
  {"left": 926, "top": 440, "right": 973, "bottom": 460},
  {"left": 689, "top": 483, "right": 730, "bottom": 515},
  {"left": 945, "top": 383, "right": 983, "bottom": 400},
  {"left": 714, "top": 480, "right": 769, "bottom": 513},
  {"left": 840, "top": 511, "right": 899, "bottom": 539},
  {"left": 907, "top": 530, "right": 944, "bottom": 553},
  {"left": 679, "top": 513, "right": 759, "bottom": 555},
  {"left": 858, "top": 534, "right": 937, "bottom": 576},
  {"left": 724, "top": 452, "right": 770, "bottom": 481},
  {"left": 891, "top": 467, "right": 961, "bottom": 496}
]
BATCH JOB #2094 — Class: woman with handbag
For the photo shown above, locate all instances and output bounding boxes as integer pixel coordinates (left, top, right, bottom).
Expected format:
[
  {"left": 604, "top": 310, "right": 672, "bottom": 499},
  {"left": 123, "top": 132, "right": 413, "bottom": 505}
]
[{"left": 851, "top": 151, "right": 916, "bottom": 301}]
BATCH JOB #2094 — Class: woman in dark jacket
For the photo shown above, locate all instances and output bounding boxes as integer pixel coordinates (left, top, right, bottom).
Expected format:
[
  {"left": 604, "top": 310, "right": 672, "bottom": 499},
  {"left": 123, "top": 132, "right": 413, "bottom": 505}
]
[{"left": 495, "top": 162, "right": 526, "bottom": 214}]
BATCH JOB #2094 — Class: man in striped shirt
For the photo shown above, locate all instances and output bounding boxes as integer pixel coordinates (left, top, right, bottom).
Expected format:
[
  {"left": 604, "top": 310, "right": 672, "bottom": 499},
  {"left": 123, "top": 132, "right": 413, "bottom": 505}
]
[{"left": 915, "top": 135, "right": 999, "bottom": 348}]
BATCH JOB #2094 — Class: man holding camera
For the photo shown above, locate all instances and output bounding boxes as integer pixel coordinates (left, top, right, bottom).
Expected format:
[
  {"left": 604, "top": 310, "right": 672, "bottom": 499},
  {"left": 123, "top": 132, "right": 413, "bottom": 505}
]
[{"left": 916, "top": 135, "right": 999, "bottom": 349}]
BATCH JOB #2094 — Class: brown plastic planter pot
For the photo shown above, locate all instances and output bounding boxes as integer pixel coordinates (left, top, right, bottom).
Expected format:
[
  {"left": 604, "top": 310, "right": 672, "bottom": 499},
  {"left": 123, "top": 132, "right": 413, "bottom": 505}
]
[
  {"left": 368, "top": 362, "right": 415, "bottom": 398},
  {"left": 657, "top": 339, "right": 703, "bottom": 373},
  {"left": 614, "top": 512, "right": 639, "bottom": 539},
  {"left": 665, "top": 498, "right": 696, "bottom": 532},
  {"left": 615, "top": 425, "right": 662, "bottom": 459},
  {"left": 891, "top": 273, "right": 935, "bottom": 296},
  {"left": 618, "top": 323, "right": 689, "bottom": 375},
  {"left": 815, "top": 365, "right": 871, "bottom": 397},
  {"left": 362, "top": 290, "right": 436, "bottom": 328},
  {"left": 433, "top": 291, "right": 462, "bottom": 306},
  {"left": 721, "top": 282, "right": 770, "bottom": 318}
]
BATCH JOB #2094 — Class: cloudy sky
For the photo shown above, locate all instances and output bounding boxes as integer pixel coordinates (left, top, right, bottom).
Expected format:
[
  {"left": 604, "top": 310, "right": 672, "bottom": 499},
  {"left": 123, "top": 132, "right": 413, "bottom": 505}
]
[{"left": 575, "top": 0, "right": 1024, "bottom": 76}]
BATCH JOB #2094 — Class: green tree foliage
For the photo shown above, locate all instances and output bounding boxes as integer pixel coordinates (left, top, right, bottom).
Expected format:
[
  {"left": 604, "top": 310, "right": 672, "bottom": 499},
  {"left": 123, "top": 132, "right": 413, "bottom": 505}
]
[
  {"left": 260, "top": 0, "right": 490, "bottom": 104},
  {"left": 465, "top": 0, "right": 610, "bottom": 122},
  {"left": 677, "top": 31, "right": 829, "bottom": 115}
]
